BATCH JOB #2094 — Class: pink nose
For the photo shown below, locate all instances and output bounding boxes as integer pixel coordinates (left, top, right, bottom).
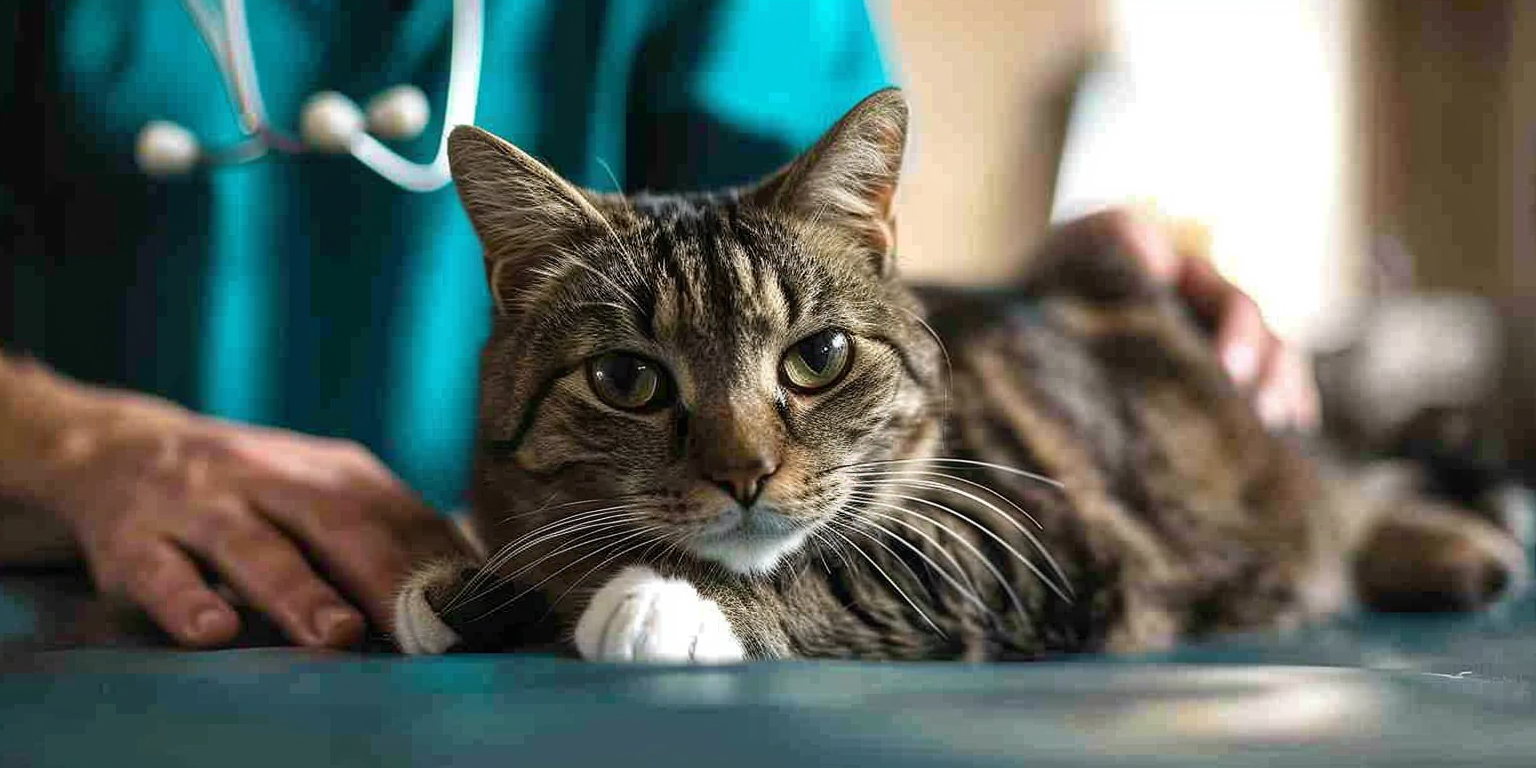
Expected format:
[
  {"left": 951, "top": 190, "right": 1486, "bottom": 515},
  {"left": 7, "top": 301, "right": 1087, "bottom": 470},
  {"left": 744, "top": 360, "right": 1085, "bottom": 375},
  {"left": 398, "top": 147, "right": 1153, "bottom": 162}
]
[{"left": 707, "top": 459, "right": 778, "bottom": 507}]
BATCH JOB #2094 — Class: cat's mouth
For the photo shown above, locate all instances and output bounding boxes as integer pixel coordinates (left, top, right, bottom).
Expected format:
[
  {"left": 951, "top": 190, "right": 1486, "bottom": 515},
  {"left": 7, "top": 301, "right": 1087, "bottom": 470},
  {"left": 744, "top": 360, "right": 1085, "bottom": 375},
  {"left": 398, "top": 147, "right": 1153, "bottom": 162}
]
[
  {"left": 684, "top": 506, "right": 817, "bottom": 576},
  {"left": 698, "top": 506, "right": 805, "bottom": 538}
]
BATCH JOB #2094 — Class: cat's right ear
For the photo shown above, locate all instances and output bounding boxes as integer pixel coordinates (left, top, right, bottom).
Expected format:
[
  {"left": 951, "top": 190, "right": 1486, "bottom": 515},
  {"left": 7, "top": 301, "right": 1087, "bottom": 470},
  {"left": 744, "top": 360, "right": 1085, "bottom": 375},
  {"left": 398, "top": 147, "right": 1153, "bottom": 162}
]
[{"left": 448, "top": 125, "right": 608, "bottom": 312}]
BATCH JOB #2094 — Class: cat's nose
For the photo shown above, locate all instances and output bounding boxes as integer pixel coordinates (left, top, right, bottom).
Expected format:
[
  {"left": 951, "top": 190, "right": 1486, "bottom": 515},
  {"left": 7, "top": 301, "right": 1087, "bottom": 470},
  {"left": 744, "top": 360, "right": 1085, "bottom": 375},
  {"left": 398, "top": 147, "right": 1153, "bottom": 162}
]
[{"left": 707, "top": 459, "right": 778, "bottom": 507}]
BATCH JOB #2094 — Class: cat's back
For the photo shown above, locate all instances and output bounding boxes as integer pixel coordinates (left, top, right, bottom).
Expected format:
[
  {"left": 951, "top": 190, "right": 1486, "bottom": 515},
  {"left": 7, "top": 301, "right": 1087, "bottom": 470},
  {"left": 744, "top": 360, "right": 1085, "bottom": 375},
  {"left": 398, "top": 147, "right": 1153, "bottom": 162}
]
[{"left": 909, "top": 272, "right": 1337, "bottom": 650}]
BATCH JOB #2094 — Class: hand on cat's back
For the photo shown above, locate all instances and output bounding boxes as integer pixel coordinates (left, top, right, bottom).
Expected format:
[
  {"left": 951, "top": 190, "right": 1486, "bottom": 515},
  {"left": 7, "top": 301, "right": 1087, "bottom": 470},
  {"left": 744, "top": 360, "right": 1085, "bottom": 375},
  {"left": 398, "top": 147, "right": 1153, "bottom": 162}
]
[{"left": 1040, "top": 208, "right": 1320, "bottom": 432}]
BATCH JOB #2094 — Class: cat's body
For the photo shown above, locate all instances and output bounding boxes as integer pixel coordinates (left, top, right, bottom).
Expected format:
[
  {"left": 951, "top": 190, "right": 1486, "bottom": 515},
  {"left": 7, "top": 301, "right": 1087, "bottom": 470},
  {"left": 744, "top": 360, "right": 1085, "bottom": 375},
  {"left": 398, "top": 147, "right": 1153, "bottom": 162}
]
[{"left": 393, "top": 89, "right": 1529, "bottom": 662}]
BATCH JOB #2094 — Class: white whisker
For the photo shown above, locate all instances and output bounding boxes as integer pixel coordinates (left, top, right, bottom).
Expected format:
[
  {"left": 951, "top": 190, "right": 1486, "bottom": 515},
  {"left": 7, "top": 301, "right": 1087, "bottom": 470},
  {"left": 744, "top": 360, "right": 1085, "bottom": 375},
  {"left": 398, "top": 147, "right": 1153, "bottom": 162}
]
[
  {"left": 889, "top": 303, "right": 952, "bottom": 413},
  {"left": 449, "top": 506, "right": 644, "bottom": 610},
  {"left": 814, "top": 526, "right": 856, "bottom": 573},
  {"left": 468, "top": 526, "right": 664, "bottom": 624},
  {"left": 845, "top": 496, "right": 1029, "bottom": 618},
  {"left": 847, "top": 469, "right": 1044, "bottom": 529},
  {"left": 836, "top": 511, "right": 993, "bottom": 617},
  {"left": 837, "top": 457, "right": 1063, "bottom": 489},
  {"left": 827, "top": 518, "right": 937, "bottom": 604},
  {"left": 542, "top": 528, "right": 674, "bottom": 618},
  {"left": 571, "top": 300, "right": 638, "bottom": 316},
  {"left": 451, "top": 515, "right": 646, "bottom": 611},
  {"left": 552, "top": 250, "right": 645, "bottom": 313},
  {"left": 850, "top": 485, "right": 1073, "bottom": 603},
  {"left": 454, "top": 513, "right": 648, "bottom": 602},
  {"left": 495, "top": 523, "right": 649, "bottom": 585},
  {"left": 842, "top": 504, "right": 993, "bottom": 611},
  {"left": 483, "top": 507, "right": 645, "bottom": 576},
  {"left": 594, "top": 156, "right": 625, "bottom": 196},
  {"left": 498, "top": 495, "right": 642, "bottom": 524},
  {"left": 825, "top": 525, "right": 945, "bottom": 636},
  {"left": 865, "top": 477, "right": 1071, "bottom": 596},
  {"left": 806, "top": 529, "right": 835, "bottom": 575}
]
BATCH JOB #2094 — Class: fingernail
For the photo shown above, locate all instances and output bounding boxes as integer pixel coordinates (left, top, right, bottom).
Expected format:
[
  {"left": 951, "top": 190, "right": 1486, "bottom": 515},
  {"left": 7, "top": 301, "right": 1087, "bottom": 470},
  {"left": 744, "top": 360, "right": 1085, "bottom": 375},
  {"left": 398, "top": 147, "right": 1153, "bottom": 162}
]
[
  {"left": 313, "top": 605, "right": 362, "bottom": 645},
  {"left": 1224, "top": 344, "right": 1258, "bottom": 385},
  {"left": 1257, "top": 390, "right": 1286, "bottom": 428},
  {"left": 190, "top": 607, "right": 229, "bottom": 640}
]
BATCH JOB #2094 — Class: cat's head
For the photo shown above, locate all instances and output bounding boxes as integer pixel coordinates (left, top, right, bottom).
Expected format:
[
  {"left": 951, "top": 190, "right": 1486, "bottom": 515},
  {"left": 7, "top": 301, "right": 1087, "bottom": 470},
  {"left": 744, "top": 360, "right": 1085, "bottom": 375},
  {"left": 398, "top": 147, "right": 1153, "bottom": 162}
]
[{"left": 450, "top": 88, "right": 942, "bottom": 576}]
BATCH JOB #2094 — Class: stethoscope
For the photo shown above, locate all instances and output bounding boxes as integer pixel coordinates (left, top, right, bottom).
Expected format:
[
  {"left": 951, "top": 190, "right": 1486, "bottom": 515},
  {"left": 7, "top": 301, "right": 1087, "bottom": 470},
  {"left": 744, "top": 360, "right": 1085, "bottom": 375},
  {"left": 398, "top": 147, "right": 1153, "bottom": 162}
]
[{"left": 136, "top": 0, "right": 483, "bottom": 192}]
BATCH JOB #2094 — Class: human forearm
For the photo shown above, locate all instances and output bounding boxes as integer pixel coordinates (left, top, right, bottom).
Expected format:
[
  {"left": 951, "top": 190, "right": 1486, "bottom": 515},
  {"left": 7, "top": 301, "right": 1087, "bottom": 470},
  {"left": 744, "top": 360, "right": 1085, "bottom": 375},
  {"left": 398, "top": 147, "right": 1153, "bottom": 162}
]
[
  {"left": 0, "top": 348, "right": 97, "bottom": 507},
  {"left": 0, "top": 349, "right": 90, "bottom": 564}
]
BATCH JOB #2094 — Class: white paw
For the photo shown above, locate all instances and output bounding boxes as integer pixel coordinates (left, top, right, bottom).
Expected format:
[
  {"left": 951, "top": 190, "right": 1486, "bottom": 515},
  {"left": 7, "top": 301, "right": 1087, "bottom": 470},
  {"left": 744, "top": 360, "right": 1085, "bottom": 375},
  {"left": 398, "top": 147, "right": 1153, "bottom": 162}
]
[
  {"left": 393, "top": 562, "right": 462, "bottom": 655},
  {"left": 574, "top": 566, "right": 745, "bottom": 664}
]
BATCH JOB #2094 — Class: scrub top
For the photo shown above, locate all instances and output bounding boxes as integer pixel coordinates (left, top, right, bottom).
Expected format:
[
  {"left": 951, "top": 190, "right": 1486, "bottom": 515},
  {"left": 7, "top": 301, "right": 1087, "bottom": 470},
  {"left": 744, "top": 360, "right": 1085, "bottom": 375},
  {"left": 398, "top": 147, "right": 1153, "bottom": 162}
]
[{"left": 0, "top": 1, "right": 894, "bottom": 510}]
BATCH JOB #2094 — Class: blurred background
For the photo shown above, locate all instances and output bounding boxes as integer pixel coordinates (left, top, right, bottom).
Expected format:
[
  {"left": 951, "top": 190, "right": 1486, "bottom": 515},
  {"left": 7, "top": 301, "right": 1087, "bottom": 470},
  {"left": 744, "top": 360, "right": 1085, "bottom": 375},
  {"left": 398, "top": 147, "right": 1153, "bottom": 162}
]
[
  {"left": 878, "top": 0, "right": 1524, "bottom": 343},
  {"left": 873, "top": 0, "right": 1536, "bottom": 472}
]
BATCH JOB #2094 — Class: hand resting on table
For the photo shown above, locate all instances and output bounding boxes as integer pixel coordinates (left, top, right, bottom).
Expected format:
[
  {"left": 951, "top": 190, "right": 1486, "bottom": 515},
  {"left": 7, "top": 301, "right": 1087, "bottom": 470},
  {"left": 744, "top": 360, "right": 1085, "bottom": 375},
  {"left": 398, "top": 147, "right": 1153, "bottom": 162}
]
[{"left": 0, "top": 354, "right": 461, "bottom": 649}]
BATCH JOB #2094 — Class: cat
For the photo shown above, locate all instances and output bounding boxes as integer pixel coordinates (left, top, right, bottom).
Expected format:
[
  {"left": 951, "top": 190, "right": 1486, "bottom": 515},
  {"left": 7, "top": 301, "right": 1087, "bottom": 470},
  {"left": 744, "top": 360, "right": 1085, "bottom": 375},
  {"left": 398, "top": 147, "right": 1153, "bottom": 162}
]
[{"left": 391, "top": 88, "right": 1530, "bottom": 662}]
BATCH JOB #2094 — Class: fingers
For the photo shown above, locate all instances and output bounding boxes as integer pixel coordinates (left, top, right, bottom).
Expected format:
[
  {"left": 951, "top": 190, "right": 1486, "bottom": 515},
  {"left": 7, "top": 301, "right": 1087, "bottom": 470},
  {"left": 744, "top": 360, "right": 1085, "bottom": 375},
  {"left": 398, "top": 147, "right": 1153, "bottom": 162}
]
[
  {"left": 201, "top": 423, "right": 461, "bottom": 631},
  {"left": 1256, "top": 348, "right": 1322, "bottom": 432},
  {"left": 1208, "top": 279, "right": 1274, "bottom": 391},
  {"left": 277, "top": 503, "right": 411, "bottom": 626},
  {"left": 218, "top": 429, "right": 410, "bottom": 496},
  {"left": 338, "top": 514, "right": 462, "bottom": 624},
  {"left": 220, "top": 428, "right": 459, "bottom": 626},
  {"left": 1054, "top": 208, "right": 1322, "bottom": 433},
  {"left": 252, "top": 481, "right": 458, "bottom": 627},
  {"left": 1192, "top": 257, "right": 1320, "bottom": 432},
  {"left": 109, "top": 539, "right": 239, "bottom": 648},
  {"left": 323, "top": 521, "right": 413, "bottom": 624},
  {"left": 181, "top": 502, "right": 365, "bottom": 648},
  {"left": 1074, "top": 211, "right": 1277, "bottom": 388}
]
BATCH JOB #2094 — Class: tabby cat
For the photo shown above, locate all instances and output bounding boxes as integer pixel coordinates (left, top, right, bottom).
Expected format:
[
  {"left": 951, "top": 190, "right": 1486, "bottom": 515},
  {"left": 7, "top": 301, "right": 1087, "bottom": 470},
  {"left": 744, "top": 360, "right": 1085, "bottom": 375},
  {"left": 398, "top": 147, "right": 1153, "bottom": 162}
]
[{"left": 393, "top": 88, "right": 1529, "bottom": 662}]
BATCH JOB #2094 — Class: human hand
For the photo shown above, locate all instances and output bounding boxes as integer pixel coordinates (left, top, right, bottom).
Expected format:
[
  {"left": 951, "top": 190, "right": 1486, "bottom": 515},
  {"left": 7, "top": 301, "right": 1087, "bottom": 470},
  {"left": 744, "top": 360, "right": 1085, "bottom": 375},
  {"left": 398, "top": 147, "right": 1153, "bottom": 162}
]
[
  {"left": 1039, "top": 208, "right": 1320, "bottom": 432},
  {"left": 33, "top": 388, "right": 461, "bottom": 649}
]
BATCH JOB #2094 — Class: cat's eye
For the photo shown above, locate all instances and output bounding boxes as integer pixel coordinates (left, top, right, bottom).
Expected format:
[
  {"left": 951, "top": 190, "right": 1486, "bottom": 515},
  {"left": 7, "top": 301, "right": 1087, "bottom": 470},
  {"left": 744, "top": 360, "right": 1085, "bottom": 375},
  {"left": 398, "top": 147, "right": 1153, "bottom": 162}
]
[
  {"left": 781, "top": 329, "right": 853, "bottom": 392},
  {"left": 587, "top": 353, "right": 671, "bottom": 411}
]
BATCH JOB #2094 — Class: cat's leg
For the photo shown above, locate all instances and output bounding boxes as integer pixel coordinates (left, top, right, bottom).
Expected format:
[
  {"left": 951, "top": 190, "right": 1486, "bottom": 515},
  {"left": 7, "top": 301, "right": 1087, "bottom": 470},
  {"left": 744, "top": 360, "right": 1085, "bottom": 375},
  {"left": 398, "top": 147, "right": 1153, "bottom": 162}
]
[
  {"left": 393, "top": 557, "right": 477, "bottom": 655},
  {"left": 1354, "top": 501, "right": 1530, "bottom": 612},
  {"left": 573, "top": 561, "right": 983, "bottom": 662},
  {"left": 573, "top": 566, "right": 745, "bottom": 664}
]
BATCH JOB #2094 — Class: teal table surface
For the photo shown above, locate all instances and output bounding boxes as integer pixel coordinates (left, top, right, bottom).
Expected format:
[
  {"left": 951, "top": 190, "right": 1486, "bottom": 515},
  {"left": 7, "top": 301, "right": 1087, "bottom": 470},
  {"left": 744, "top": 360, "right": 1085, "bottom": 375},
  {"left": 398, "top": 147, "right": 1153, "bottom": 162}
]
[{"left": 3, "top": 568, "right": 1536, "bottom": 767}]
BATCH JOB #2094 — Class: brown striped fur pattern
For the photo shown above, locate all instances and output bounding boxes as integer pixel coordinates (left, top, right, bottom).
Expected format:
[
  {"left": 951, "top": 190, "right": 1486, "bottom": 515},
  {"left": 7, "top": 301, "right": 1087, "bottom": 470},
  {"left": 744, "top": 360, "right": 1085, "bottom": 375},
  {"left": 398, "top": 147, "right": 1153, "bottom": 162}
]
[{"left": 394, "top": 88, "right": 1529, "bottom": 661}]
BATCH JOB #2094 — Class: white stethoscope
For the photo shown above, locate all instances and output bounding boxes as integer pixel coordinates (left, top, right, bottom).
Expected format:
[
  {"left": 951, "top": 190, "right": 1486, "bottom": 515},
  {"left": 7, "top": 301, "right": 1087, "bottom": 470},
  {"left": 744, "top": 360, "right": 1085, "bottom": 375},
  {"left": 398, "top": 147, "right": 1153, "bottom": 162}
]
[{"left": 136, "top": 0, "right": 483, "bottom": 192}]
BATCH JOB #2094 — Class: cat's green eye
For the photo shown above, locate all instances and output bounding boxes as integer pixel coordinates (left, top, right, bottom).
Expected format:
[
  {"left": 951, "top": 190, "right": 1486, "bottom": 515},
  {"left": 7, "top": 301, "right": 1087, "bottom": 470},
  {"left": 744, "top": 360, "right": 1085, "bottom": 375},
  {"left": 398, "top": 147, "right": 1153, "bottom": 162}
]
[
  {"left": 587, "top": 353, "right": 670, "bottom": 411},
  {"left": 781, "top": 329, "right": 853, "bottom": 392}
]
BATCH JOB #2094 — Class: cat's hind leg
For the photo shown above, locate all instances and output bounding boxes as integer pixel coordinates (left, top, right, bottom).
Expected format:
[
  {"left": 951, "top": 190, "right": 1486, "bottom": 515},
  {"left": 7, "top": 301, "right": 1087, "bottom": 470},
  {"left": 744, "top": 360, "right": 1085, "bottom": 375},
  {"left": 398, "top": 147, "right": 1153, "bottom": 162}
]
[{"left": 1354, "top": 501, "right": 1530, "bottom": 613}]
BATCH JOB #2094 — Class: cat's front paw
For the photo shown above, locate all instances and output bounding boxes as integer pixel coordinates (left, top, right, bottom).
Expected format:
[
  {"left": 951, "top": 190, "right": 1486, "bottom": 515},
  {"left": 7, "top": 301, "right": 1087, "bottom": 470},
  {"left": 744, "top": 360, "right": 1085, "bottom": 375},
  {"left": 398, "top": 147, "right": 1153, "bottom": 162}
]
[
  {"left": 574, "top": 566, "right": 745, "bottom": 664},
  {"left": 393, "top": 560, "right": 465, "bottom": 655}
]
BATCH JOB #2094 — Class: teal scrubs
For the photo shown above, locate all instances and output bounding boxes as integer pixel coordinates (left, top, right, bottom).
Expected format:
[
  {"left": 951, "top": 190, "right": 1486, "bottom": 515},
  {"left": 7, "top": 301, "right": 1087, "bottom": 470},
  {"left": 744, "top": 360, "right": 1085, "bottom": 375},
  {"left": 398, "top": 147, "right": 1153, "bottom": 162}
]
[{"left": 1, "top": 1, "right": 893, "bottom": 510}]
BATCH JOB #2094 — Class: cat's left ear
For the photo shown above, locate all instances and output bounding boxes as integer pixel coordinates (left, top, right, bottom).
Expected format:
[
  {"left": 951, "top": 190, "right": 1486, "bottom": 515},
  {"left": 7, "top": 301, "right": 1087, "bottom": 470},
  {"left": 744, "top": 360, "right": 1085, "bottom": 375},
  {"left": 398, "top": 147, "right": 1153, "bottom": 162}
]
[{"left": 747, "top": 87, "right": 908, "bottom": 277}]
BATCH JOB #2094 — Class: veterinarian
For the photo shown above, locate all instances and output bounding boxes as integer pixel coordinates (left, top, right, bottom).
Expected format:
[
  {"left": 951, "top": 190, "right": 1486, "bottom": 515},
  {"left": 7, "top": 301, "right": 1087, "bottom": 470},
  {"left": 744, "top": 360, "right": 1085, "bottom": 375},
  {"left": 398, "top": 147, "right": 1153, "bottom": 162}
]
[{"left": 0, "top": 0, "right": 1314, "bottom": 651}]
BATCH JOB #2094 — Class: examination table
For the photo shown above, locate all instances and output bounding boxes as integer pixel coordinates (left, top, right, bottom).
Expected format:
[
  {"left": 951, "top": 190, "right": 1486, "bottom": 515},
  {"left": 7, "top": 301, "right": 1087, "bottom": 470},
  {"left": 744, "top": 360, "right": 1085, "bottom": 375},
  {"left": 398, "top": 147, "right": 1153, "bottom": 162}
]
[{"left": 3, "top": 561, "right": 1535, "bottom": 767}]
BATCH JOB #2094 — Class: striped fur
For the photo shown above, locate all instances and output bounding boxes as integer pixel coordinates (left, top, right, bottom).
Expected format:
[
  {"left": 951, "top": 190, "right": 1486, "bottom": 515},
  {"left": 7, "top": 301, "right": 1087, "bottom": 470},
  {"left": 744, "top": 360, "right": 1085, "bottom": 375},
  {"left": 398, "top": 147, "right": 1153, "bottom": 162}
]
[{"left": 397, "top": 88, "right": 1530, "bottom": 660}]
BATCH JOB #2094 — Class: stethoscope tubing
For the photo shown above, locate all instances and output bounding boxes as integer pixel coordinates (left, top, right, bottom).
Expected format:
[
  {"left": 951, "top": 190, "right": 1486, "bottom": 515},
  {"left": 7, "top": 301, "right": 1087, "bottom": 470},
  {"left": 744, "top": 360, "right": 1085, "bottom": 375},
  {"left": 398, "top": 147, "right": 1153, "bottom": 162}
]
[{"left": 168, "top": 0, "right": 482, "bottom": 191}]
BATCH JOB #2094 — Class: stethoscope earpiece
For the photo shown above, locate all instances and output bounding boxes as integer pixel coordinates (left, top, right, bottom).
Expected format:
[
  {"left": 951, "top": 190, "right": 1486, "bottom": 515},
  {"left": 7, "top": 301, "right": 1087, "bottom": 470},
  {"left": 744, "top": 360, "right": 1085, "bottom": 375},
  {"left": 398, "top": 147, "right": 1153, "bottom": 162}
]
[
  {"left": 136, "top": 120, "right": 202, "bottom": 177},
  {"left": 299, "top": 91, "right": 366, "bottom": 153},
  {"left": 139, "top": 0, "right": 481, "bottom": 190},
  {"left": 365, "top": 85, "right": 430, "bottom": 141}
]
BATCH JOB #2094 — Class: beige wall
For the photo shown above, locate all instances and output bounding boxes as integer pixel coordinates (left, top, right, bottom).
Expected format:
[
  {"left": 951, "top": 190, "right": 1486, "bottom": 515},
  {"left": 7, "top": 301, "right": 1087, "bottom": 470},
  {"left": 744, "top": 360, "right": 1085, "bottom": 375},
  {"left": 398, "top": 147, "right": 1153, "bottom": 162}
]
[
  {"left": 876, "top": 0, "right": 1107, "bottom": 284},
  {"left": 873, "top": 0, "right": 1374, "bottom": 350},
  {"left": 1365, "top": 1, "right": 1522, "bottom": 297}
]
